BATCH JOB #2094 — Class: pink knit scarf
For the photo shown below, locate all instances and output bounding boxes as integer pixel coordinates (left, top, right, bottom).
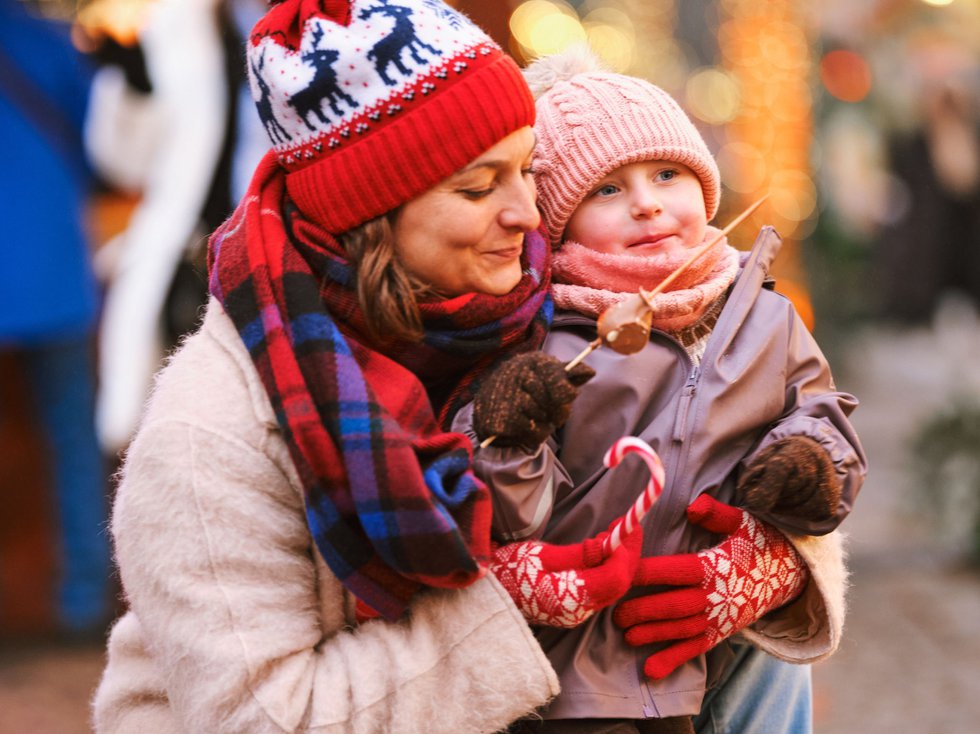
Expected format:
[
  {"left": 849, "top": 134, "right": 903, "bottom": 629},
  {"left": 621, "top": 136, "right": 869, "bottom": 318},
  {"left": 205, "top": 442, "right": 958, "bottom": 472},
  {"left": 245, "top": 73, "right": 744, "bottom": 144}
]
[{"left": 551, "top": 226, "right": 741, "bottom": 333}]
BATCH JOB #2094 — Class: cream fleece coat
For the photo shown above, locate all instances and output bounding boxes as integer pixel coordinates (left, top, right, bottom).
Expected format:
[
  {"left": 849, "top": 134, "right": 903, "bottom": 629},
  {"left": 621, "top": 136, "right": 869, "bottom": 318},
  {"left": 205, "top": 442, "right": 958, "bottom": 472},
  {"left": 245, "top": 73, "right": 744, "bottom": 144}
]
[{"left": 92, "top": 299, "right": 560, "bottom": 733}]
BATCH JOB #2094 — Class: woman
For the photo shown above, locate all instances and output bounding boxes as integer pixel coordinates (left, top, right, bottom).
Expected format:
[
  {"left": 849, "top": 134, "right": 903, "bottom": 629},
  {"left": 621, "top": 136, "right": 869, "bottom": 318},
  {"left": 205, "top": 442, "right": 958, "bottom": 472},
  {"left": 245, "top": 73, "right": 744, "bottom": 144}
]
[{"left": 92, "top": 1, "right": 585, "bottom": 730}]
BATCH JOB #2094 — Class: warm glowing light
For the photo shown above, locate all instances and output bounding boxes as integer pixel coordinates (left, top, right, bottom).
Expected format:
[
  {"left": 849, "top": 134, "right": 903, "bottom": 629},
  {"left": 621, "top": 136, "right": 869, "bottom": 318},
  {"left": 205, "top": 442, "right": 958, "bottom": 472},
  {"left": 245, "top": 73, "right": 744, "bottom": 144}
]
[
  {"left": 717, "top": 142, "right": 768, "bottom": 193},
  {"left": 921, "top": 0, "right": 955, "bottom": 6},
  {"left": 75, "top": 0, "right": 151, "bottom": 46},
  {"left": 686, "top": 68, "right": 741, "bottom": 124},
  {"left": 510, "top": 0, "right": 585, "bottom": 57},
  {"left": 528, "top": 14, "right": 586, "bottom": 55},
  {"left": 769, "top": 169, "right": 818, "bottom": 222},
  {"left": 585, "top": 24, "right": 634, "bottom": 72},
  {"left": 582, "top": 6, "right": 635, "bottom": 73},
  {"left": 820, "top": 50, "right": 873, "bottom": 103}
]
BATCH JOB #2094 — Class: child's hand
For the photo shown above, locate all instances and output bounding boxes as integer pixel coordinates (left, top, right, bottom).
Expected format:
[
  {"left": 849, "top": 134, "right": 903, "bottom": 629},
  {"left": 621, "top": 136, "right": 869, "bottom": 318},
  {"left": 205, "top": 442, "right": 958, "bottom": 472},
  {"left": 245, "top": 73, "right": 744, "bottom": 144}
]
[
  {"left": 737, "top": 436, "right": 842, "bottom": 523},
  {"left": 491, "top": 526, "right": 642, "bottom": 629},
  {"left": 473, "top": 352, "right": 594, "bottom": 450},
  {"left": 613, "top": 495, "right": 808, "bottom": 680}
]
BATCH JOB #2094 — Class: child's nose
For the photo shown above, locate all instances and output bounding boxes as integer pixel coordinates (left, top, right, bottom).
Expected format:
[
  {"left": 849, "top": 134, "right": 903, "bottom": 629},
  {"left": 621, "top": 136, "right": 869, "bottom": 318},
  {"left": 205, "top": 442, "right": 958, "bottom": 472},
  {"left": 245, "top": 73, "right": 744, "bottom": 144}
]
[{"left": 630, "top": 188, "right": 663, "bottom": 219}]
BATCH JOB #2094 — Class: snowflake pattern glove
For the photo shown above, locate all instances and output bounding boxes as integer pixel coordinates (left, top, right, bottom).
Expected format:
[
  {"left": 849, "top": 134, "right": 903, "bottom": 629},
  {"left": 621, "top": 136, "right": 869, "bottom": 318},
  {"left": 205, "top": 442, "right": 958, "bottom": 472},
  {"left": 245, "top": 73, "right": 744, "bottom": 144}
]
[
  {"left": 613, "top": 495, "right": 808, "bottom": 680},
  {"left": 491, "top": 526, "right": 643, "bottom": 629}
]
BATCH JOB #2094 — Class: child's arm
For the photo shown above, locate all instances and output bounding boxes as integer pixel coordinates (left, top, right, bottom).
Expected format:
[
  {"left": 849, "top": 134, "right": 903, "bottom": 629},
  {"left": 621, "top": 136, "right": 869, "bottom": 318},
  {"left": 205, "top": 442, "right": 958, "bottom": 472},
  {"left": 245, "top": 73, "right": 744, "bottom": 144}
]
[
  {"left": 736, "top": 307, "right": 867, "bottom": 536},
  {"left": 454, "top": 351, "right": 591, "bottom": 541},
  {"left": 452, "top": 401, "right": 573, "bottom": 541}
]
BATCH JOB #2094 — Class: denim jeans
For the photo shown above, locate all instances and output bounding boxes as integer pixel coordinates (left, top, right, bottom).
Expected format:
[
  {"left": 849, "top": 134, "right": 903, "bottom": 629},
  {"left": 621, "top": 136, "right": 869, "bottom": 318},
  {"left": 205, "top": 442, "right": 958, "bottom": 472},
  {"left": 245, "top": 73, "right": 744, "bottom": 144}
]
[
  {"left": 694, "top": 640, "right": 812, "bottom": 734},
  {"left": 19, "top": 335, "right": 111, "bottom": 631}
]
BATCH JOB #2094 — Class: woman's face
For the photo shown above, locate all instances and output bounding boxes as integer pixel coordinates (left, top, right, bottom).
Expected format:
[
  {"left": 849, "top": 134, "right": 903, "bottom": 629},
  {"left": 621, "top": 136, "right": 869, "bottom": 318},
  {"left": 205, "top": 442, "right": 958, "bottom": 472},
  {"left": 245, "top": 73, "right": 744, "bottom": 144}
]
[
  {"left": 393, "top": 126, "right": 539, "bottom": 298},
  {"left": 564, "top": 160, "right": 707, "bottom": 259}
]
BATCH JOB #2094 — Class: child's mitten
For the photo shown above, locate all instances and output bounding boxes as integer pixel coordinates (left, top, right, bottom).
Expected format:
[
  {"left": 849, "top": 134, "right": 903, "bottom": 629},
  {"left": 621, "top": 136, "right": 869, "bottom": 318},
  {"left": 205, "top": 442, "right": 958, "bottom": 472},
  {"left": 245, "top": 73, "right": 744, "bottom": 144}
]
[
  {"left": 737, "top": 435, "right": 842, "bottom": 522},
  {"left": 473, "top": 352, "right": 594, "bottom": 449},
  {"left": 491, "top": 526, "right": 642, "bottom": 628},
  {"left": 613, "top": 495, "right": 807, "bottom": 680}
]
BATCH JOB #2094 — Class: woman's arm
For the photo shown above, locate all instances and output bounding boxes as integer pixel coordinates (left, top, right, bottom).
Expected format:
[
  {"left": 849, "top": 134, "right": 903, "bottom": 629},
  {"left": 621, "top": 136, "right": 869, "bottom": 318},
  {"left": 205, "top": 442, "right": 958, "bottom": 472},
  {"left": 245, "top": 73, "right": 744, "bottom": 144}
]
[{"left": 101, "top": 416, "right": 558, "bottom": 733}]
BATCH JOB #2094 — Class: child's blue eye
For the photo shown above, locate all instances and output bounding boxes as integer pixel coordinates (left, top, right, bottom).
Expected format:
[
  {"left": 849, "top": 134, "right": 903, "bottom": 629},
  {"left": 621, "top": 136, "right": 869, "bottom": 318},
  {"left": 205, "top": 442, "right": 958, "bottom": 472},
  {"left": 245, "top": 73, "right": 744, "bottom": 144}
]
[
  {"left": 656, "top": 169, "right": 678, "bottom": 182},
  {"left": 595, "top": 184, "right": 619, "bottom": 196}
]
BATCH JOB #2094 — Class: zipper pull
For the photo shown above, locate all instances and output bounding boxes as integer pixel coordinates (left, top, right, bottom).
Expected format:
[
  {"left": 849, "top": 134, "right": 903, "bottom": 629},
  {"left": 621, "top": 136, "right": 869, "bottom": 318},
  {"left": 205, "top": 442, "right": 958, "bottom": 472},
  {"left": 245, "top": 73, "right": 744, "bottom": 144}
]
[{"left": 672, "top": 366, "right": 699, "bottom": 442}]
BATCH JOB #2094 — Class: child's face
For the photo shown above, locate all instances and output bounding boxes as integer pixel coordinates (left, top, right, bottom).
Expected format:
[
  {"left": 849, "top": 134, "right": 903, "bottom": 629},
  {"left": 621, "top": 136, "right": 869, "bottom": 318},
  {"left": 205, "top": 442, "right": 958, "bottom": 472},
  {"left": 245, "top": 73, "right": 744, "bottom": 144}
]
[{"left": 564, "top": 160, "right": 707, "bottom": 258}]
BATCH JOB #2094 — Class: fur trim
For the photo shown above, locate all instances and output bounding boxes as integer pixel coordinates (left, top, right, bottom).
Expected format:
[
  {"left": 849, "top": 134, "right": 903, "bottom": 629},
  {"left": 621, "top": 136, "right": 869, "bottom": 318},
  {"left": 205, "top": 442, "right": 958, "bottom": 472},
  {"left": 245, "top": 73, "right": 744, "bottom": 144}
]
[{"left": 523, "top": 43, "right": 608, "bottom": 100}]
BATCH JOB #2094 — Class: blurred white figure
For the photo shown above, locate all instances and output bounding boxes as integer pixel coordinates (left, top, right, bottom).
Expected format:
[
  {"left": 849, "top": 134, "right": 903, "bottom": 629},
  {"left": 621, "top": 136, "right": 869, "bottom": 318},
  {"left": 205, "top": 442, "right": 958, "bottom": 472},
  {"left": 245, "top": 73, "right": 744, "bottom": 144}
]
[{"left": 90, "top": 0, "right": 267, "bottom": 455}]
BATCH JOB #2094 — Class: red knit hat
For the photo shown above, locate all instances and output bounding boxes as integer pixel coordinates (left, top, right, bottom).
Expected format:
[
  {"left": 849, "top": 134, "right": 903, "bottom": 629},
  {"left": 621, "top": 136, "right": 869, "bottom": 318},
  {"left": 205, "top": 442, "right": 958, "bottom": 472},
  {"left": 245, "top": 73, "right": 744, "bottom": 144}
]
[{"left": 249, "top": 0, "right": 536, "bottom": 233}]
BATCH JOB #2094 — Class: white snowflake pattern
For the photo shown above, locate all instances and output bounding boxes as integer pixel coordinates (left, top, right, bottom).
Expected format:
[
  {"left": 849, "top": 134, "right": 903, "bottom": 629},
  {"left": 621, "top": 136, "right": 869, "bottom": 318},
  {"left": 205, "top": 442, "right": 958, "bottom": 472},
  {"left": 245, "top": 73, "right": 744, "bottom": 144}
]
[
  {"left": 700, "top": 513, "right": 807, "bottom": 644},
  {"left": 492, "top": 543, "right": 593, "bottom": 628}
]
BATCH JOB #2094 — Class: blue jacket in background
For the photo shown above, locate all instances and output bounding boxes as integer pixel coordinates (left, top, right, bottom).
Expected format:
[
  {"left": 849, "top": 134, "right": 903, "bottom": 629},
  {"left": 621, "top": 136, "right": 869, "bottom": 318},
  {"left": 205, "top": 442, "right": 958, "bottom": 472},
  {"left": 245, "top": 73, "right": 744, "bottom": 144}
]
[{"left": 0, "top": 0, "right": 98, "bottom": 343}]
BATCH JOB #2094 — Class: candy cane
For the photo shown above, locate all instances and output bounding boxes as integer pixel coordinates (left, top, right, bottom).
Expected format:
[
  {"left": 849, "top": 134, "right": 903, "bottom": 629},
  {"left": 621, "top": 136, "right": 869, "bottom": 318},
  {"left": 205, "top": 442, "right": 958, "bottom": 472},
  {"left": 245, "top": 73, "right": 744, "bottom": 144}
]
[{"left": 601, "top": 436, "right": 666, "bottom": 558}]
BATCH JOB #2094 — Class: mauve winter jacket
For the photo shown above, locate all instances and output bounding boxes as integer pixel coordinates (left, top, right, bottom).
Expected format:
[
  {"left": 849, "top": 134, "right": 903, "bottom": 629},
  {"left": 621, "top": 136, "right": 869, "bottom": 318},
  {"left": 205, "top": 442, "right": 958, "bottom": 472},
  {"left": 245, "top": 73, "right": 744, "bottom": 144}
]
[{"left": 457, "top": 227, "right": 867, "bottom": 720}]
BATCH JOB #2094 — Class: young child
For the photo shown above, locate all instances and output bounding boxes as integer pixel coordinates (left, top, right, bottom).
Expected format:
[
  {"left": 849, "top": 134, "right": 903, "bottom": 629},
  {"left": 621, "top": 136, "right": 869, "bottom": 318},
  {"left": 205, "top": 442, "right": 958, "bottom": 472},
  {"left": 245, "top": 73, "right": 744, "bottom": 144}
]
[{"left": 462, "top": 47, "right": 866, "bottom": 733}]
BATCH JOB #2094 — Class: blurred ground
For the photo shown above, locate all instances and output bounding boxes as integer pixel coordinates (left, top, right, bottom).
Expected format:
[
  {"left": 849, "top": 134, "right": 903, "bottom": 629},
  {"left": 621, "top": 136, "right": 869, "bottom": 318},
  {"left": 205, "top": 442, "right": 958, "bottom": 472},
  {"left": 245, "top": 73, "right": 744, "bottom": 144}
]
[
  {"left": 3, "top": 306, "right": 980, "bottom": 732},
  {"left": 812, "top": 299, "right": 980, "bottom": 731}
]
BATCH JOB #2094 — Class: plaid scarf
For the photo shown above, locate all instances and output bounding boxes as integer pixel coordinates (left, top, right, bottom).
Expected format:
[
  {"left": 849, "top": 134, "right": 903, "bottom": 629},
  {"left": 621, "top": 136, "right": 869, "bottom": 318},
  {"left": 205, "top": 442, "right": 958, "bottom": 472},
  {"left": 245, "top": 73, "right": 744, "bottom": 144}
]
[{"left": 207, "top": 153, "right": 552, "bottom": 620}]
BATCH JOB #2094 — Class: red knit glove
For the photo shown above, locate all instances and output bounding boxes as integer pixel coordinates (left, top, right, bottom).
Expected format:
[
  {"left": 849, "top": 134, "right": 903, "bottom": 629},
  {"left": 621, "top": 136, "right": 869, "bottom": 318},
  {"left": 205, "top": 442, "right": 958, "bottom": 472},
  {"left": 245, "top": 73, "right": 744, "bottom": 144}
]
[
  {"left": 492, "top": 527, "right": 643, "bottom": 629},
  {"left": 613, "top": 495, "right": 808, "bottom": 680}
]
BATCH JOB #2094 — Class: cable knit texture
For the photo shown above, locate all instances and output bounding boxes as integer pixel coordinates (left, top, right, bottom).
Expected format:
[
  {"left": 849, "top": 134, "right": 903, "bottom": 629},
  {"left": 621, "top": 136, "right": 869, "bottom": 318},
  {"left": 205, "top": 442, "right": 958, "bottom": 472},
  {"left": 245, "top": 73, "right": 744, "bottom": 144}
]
[
  {"left": 551, "top": 228, "right": 740, "bottom": 332},
  {"left": 525, "top": 46, "right": 720, "bottom": 244}
]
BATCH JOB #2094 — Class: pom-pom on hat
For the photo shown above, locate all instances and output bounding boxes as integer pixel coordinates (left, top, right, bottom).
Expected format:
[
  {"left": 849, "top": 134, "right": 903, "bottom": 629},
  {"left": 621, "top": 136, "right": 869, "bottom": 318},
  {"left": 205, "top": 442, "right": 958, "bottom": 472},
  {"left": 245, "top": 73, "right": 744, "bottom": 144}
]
[
  {"left": 250, "top": 0, "right": 535, "bottom": 233},
  {"left": 525, "top": 45, "right": 721, "bottom": 246}
]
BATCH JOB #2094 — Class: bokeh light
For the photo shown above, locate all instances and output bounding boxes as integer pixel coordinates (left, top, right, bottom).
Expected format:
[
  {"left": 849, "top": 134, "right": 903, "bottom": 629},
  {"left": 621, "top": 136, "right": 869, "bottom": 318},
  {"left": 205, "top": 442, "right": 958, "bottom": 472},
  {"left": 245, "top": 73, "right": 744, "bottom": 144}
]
[
  {"left": 686, "top": 67, "right": 741, "bottom": 124},
  {"left": 582, "top": 6, "right": 636, "bottom": 72},
  {"left": 820, "top": 49, "right": 873, "bottom": 103},
  {"left": 510, "top": 0, "right": 586, "bottom": 58},
  {"left": 717, "top": 142, "right": 768, "bottom": 193}
]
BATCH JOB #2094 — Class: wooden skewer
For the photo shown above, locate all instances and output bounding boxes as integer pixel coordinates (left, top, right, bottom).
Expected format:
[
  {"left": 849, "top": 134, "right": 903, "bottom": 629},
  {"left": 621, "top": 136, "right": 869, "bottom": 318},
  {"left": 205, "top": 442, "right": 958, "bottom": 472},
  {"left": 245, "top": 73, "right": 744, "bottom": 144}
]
[
  {"left": 480, "top": 194, "right": 769, "bottom": 449},
  {"left": 563, "top": 194, "right": 770, "bottom": 372}
]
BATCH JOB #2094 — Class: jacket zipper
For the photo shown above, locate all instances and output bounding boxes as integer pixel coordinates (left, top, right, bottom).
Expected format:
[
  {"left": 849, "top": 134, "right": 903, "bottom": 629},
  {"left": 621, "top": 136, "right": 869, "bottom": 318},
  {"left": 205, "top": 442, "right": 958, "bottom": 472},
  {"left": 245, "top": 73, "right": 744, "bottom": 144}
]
[{"left": 671, "top": 364, "right": 700, "bottom": 442}]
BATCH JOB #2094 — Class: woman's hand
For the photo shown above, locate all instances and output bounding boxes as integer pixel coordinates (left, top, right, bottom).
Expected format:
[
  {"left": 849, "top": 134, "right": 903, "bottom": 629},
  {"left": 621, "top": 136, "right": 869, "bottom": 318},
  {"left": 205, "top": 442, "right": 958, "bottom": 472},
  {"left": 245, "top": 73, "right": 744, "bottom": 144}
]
[
  {"left": 613, "top": 495, "right": 808, "bottom": 680},
  {"left": 473, "top": 352, "right": 594, "bottom": 450},
  {"left": 491, "top": 526, "right": 642, "bottom": 629}
]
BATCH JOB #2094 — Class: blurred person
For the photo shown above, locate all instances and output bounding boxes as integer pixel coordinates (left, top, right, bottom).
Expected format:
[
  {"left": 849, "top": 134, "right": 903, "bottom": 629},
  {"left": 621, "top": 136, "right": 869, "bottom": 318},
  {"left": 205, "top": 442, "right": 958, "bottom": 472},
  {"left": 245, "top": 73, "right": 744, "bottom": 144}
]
[
  {"left": 89, "top": 0, "right": 270, "bottom": 457},
  {"left": 91, "top": 1, "right": 651, "bottom": 730},
  {"left": 462, "top": 47, "right": 864, "bottom": 733},
  {"left": 872, "top": 64, "right": 980, "bottom": 322},
  {"left": 0, "top": 0, "right": 111, "bottom": 637}
]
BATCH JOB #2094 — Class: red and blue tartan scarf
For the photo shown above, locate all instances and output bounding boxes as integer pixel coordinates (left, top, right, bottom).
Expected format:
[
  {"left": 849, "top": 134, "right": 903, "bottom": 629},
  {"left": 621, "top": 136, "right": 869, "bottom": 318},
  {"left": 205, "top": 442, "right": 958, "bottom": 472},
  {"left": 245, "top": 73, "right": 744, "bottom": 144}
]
[{"left": 207, "top": 154, "right": 552, "bottom": 620}]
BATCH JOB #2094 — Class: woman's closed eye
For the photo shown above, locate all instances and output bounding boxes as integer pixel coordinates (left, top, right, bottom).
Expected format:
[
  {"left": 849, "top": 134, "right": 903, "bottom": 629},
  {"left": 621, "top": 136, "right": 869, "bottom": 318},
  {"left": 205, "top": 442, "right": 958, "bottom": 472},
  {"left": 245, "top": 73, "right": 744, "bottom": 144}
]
[{"left": 460, "top": 186, "right": 495, "bottom": 200}]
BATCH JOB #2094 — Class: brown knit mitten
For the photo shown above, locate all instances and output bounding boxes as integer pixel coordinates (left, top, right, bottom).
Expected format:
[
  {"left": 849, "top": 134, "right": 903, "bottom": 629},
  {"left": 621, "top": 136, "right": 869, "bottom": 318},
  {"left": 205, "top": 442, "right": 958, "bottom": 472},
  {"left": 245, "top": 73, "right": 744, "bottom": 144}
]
[
  {"left": 472, "top": 352, "right": 594, "bottom": 450},
  {"left": 738, "top": 435, "right": 842, "bottom": 522}
]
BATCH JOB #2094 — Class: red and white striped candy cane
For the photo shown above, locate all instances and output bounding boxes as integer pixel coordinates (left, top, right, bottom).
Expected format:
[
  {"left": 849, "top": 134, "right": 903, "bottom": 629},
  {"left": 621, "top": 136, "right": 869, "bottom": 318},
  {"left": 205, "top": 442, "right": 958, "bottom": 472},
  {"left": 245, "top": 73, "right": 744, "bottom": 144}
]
[{"left": 601, "top": 436, "right": 666, "bottom": 559}]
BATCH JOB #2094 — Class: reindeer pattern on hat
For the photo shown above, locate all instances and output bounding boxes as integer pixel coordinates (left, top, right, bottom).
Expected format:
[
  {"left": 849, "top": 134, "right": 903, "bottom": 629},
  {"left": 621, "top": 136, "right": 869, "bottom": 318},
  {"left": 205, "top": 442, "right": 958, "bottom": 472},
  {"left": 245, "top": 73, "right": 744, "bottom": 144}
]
[{"left": 247, "top": 0, "right": 491, "bottom": 166}]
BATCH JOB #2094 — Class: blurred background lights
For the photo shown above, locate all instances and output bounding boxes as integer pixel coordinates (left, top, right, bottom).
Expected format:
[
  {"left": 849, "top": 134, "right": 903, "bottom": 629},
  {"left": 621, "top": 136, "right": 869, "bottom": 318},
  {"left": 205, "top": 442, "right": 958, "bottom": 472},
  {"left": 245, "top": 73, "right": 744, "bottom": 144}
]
[
  {"left": 717, "top": 142, "right": 768, "bottom": 193},
  {"left": 510, "top": 0, "right": 585, "bottom": 57},
  {"left": 770, "top": 169, "right": 818, "bottom": 222},
  {"left": 921, "top": 0, "right": 956, "bottom": 6},
  {"left": 820, "top": 49, "right": 873, "bottom": 103},
  {"left": 686, "top": 67, "right": 741, "bottom": 124},
  {"left": 582, "top": 6, "right": 636, "bottom": 72}
]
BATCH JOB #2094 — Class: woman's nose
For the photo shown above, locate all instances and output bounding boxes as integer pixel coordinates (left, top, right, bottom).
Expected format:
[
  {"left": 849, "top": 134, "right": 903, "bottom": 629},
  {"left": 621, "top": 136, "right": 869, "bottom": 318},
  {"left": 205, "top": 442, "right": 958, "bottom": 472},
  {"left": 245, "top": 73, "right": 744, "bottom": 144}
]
[{"left": 501, "top": 176, "right": 541, "bottom": 232}]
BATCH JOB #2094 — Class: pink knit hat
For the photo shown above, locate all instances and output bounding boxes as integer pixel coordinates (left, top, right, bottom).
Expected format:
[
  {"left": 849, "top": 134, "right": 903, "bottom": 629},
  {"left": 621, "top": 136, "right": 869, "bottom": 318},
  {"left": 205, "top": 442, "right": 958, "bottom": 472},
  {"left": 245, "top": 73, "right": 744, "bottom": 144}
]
[
  {"left": 249, "top": 0, "right": 535, "bottom": 234},
  {"left": 525, "top": 46, "right": 720, "bottom": 245}
]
